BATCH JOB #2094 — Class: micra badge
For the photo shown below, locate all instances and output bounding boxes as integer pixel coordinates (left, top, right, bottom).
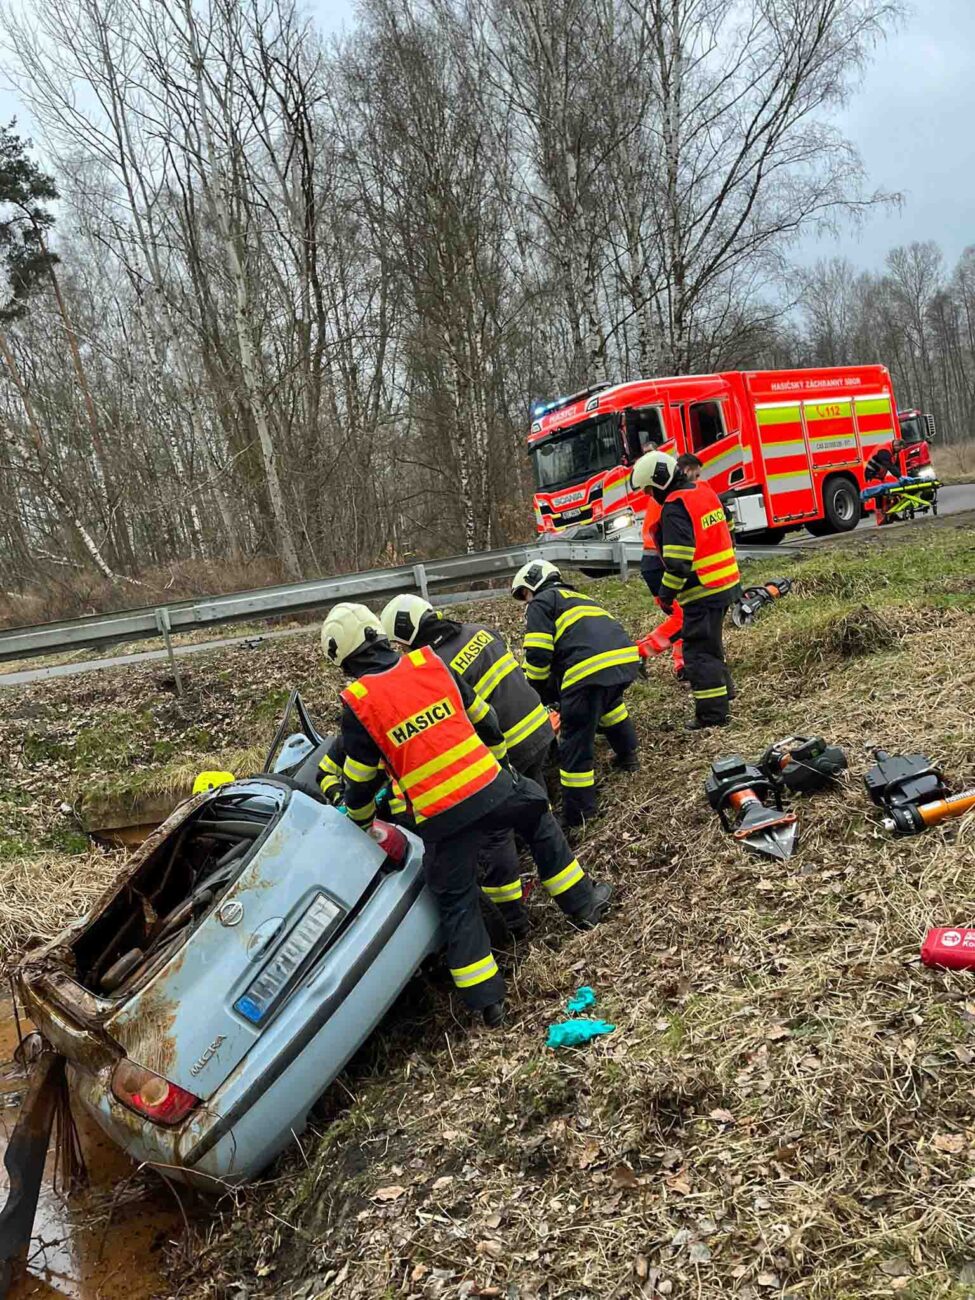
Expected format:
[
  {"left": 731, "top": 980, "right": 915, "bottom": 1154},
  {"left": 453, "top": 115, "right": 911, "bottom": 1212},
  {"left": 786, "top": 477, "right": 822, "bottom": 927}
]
[{"left": 190, "top": 1034, "right": 226, "bottom": 1077}]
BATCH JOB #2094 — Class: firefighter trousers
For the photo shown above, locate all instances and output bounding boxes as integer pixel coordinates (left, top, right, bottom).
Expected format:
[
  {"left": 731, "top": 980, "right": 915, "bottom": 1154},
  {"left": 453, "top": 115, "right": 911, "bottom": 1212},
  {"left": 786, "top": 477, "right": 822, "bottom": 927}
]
[
  {"left": 423, "top": 774, "right": 594, "bottom": 1011},
  {"left": 559, "top": 684, "right": 638, "bottom": 827},
  {"left": 479, "top": 750, "right": 556, "bottom": 928},
  {"left": 681, "top": 598, "right": 734, "bottom": 724}
]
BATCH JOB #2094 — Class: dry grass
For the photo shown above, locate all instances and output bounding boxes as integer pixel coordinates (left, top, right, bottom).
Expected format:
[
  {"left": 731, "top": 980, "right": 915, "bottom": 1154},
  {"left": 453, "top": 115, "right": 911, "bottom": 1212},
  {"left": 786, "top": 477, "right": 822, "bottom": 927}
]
[
  {"left": 0, "top": 554, "right": 287, "bottom": 630},
  {"left": 175, "top": 519, "right": 975, "bottom": 1300},
  {"left": 933, "top": 442, "right": 975, "bottom": 486},
  {"left": 3, "top": 516, "right": 975, "bottom": 1296},
  {"left": 0, "top": 850, "right": 119, "bottom": 967}
]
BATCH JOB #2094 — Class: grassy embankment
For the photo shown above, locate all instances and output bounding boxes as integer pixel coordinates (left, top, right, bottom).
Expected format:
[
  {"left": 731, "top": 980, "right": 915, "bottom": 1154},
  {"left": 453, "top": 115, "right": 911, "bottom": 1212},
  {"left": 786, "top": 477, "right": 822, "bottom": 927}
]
[{"left": 3, "top": 517, "right": 975, "bottom": 1297}]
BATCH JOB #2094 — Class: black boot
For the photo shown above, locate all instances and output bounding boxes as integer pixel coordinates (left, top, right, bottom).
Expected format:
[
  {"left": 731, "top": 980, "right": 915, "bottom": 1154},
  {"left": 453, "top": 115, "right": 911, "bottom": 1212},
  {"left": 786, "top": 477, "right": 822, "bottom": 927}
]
[
  {"left": 611, "top": 751, "right": 640, "bottom": 773},
  {"left": 502, "top": 907, "right": 532, "bottom": 941},
  {"left": 482, "top": 1001, "right": 506, "bottom": 1028},
  {"left": 569, "top": 880, "right": 613, "bottom": 930}
]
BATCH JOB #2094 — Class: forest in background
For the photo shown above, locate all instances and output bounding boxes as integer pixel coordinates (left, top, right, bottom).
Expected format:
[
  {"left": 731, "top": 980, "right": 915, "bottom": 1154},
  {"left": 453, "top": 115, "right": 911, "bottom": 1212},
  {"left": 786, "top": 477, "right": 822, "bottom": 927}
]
[{"left": 0, "top": 0, "right": 971, "bottom": 621}]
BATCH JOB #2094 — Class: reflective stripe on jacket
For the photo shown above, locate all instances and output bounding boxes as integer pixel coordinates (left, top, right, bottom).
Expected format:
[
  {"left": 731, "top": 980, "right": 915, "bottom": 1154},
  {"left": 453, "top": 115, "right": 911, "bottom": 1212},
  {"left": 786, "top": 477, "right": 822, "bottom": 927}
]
[
  {"left": 660, "top": 482, "right": 740, "bottom": 608},
  {"left": 433, "top": 622, "right": 552, "bottom": 766},
  {"left": 341, "top": 646, "right": 501, "bottom": 824},
  {"left": 524, "top": 585, "right": 640, "bottom": 696}
]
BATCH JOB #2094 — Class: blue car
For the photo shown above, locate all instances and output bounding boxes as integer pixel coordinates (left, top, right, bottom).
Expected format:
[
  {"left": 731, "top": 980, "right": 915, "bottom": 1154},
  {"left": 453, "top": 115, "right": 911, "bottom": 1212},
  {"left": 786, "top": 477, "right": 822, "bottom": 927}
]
[{"left": 16, "top": 697, "right": 442, "bottom": 1187}]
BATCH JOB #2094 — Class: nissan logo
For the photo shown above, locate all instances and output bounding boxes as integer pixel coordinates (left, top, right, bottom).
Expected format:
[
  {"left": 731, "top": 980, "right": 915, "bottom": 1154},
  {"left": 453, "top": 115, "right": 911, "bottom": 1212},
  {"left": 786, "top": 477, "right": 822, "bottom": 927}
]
[{"left": 218, "top": 900, "right": 244, "bottom": 927}]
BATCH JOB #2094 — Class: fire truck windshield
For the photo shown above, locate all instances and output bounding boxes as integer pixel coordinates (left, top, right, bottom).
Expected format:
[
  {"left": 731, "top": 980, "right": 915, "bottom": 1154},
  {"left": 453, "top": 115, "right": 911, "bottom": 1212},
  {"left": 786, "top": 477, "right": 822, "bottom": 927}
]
[
  {"left": 898, "top": 414, "right": 923, "bottom": 445},
  {"left": 532, "top": 415, "right": 620, "bottom": 490}
]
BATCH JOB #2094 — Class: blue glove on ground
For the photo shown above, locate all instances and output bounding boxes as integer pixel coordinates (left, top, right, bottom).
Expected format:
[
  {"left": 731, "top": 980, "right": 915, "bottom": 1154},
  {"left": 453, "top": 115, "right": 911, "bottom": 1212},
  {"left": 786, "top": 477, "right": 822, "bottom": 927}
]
[
  {"left": 566, "top": 985, "right": 596, "bottom": 1012},
  {"left": 546, "top": 1019, "right": 616, "bottom": 1048}
]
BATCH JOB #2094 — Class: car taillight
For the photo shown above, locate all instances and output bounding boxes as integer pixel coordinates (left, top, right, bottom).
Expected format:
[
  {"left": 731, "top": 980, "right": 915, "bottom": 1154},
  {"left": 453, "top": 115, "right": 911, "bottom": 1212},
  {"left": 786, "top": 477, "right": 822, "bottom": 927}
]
[
  {"left": 370, "top": 819, "right": 408, "bottom": 865},
  {"left": 112, "top": 1060, "right": 200, "bottom": 1126}
]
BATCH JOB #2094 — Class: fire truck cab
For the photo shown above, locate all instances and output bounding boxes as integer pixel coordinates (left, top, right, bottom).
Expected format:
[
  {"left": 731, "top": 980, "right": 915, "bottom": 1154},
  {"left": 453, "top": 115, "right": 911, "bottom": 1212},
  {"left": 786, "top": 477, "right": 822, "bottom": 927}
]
[
  {"left": 528, "top": 366, "right": 903, "bottom": 541},
  {"left": 897, "top": 408, "right": 937, "bottom": 477}
]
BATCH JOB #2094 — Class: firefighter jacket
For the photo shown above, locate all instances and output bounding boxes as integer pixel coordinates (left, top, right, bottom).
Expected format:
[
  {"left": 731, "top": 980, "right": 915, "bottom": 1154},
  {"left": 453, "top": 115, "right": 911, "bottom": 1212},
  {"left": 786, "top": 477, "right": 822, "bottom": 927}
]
[
  {"left": 337, "top": 643, "right": 510, "bottom": 841},
  {"left": 317, "top": 734, "right": 409, "bottom": 822},
  {"left": 523, "top": 581, "right": 640, "bottom": 701},
  {"left": 659, "top": 481, "right": 740, "bottom": 608},
  {"left": 864, "top": 446, "right": 899, "bottom": 482},
  {"left": 420, "top": 619, "right": 553, "bottom": 770},
  {"left": 643, "top": 489, "right": 735, "bottom": 555}
]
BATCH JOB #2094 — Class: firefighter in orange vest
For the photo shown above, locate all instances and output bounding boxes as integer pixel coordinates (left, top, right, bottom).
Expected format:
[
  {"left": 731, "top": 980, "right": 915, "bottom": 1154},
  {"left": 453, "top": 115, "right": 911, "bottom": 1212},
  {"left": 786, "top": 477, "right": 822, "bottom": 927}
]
[
  {"left": 632, "top": 455, "right": 700, "bottom": 675},
  {"left": 317, "top": 735, "right": 411, "bottom": 823},
  {"left": 633, "top": 452, "right": 740, "bottom": 729},
  {"left": 380, "top": 594, "right": 555, "bottom": 940},
  {"left": 320, "top": 603, "right": 612, "bottom": 1028}
]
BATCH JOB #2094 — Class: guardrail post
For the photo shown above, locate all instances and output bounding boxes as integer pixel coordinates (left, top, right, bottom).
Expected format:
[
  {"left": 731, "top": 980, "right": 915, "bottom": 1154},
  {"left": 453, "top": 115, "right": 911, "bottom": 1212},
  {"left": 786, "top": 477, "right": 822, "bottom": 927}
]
[
  {"left": 614, "top": 537, "right": 628, "bottom": 581},
  {"left": 413, "top": 564, "right": 429, "bottom": 600},
  {"left": 155, "top": 608, "right": 184, "bottom": 698}
]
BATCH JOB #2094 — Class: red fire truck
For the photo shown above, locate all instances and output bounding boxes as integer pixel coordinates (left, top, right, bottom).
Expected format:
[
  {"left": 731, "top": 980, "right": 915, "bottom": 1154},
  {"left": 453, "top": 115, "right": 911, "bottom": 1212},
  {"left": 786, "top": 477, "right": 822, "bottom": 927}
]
[
  {"left": 528, "top": 365, "right": 910, "bottom": 541},
  {"left": 897, "top": 408, "right": 937, "bottom": 475}
]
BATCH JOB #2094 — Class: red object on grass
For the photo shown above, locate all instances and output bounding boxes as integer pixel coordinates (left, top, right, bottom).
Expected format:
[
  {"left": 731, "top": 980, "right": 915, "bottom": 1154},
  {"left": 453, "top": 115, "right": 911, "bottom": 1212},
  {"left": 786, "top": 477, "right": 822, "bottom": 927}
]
[{"left": 921, "top": 927, "right": 975, "bottom": 970}]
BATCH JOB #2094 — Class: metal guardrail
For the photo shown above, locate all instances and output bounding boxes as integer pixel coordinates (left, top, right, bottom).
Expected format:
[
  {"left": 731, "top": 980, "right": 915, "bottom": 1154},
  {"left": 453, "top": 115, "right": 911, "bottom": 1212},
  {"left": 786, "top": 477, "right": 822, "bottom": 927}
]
[{"left": 0, "top": 536, "right": 778, "bottom": 665}]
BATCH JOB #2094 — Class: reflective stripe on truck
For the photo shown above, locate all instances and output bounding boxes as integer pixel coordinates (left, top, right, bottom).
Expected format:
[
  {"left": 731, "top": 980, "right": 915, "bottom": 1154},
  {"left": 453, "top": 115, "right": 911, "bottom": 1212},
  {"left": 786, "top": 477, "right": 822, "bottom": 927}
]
[{"left": 755, "top": 403, "right": 816, "bottom": 522}]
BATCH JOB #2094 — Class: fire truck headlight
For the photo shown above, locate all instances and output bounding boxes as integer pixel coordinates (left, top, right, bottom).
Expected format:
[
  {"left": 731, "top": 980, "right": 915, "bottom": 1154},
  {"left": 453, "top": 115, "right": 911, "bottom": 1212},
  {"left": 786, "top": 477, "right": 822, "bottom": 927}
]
[
  {"left": 915, "top": 466, "right": 937, "bottom": 481},
  {"left": 607, "top": 510, "right": 634, "bottom": 533}
]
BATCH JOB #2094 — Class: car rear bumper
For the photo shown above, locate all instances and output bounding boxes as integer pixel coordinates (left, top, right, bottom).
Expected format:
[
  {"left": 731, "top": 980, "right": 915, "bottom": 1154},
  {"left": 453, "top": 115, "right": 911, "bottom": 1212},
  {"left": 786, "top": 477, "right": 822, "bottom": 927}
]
[{"left": 65, "top": 862, "right": 441, "bottom": 1186}]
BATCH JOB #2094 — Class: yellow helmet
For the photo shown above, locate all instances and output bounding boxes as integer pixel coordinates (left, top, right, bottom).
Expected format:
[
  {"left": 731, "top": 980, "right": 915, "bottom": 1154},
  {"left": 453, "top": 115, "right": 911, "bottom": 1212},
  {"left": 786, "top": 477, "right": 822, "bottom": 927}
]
[
  {"left": 321, "top": 602, "right": 386, "bottom": 667},
  {"left": 193, "top": 770, "right": 235, "bottom": 796},
  {"left": 380, "top": 593, "right": 440, "bottom": 646}
]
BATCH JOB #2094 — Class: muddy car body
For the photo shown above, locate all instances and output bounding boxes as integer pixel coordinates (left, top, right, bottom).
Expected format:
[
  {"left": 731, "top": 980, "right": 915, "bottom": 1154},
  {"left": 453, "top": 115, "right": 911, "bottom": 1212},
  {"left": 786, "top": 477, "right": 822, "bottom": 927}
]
[{"left": 17, "top": 772, "right": 440, "bottom": 1187}]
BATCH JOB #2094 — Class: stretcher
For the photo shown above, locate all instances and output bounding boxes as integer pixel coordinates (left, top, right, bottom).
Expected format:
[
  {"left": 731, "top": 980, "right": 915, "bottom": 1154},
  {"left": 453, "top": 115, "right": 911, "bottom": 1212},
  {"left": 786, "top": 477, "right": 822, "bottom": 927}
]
[{"left": 860, "top": 475, "right": 940, "bottom": 523}]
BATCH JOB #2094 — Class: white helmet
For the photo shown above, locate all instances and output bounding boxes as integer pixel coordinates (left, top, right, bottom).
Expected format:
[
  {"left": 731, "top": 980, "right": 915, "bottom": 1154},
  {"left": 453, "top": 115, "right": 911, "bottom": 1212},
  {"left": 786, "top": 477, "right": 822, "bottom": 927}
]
[
  {"left": 511, "top": 559, "right": 560, "bottom": 600},
  {"left": 321, "top": 602, "right": 386, "bottom": 666},
  {"left": 381, "top": 593, "right": 439, "bottom": 646},
  {"left": 630, "top": 450, "right": 678, "bottom": 493}
]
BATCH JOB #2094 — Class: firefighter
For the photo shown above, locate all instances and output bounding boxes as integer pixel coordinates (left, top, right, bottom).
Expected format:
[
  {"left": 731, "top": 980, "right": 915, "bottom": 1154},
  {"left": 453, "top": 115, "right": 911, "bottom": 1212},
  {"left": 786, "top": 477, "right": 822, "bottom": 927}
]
[
  {"left": 317, "top": 735, "right": 411, "bottom": 823},
  {"left": 864, "top": 440, "right": 905, "bottom": 483},
  {"left": 320, "top": 602, "right": 611, "bottom": 1028},
  {"left": 677, "top": 452, "right": 703, "bottom": 483},
  {"left": 510, "top": 561, "right": 640, "bottom": 831},
  {"left": 634, "top": 452, "right": 740, "bottom": 729},
  {"left": 379, "top": 596, "right": 554, "bottom": 786},
  {"left": 633, "top": 455, "right": 698, "bottom": 676},
  {"left": 380, "top": 595, "right": 555, "bottom": 938},
  {"left": 864, "top": 440, "right": 906, "bottom": 526}
]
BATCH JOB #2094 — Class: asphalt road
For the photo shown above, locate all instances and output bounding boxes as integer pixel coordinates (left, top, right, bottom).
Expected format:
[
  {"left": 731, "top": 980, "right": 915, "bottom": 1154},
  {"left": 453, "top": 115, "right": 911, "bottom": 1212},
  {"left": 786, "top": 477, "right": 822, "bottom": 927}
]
[
  {"left": 3, "top": 486, "right": 973, "bottom": 689},
  {"left": 795, "top": 481, "right": 975, "bottom": 543}
]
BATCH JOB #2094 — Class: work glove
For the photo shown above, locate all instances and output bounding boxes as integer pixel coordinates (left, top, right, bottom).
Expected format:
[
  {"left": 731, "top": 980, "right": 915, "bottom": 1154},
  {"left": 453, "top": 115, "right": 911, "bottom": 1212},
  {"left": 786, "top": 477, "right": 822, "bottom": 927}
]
[{"left": 658, "top": 594, "right": 675, "bottom": 615}]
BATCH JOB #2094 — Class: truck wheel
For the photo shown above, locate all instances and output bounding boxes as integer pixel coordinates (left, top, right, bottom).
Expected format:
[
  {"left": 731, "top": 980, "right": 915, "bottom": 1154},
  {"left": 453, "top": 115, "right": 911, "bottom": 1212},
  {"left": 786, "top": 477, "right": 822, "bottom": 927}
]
[
  {"left": 810, "top": 477, "right": 860, "bottom": 535},
  {"left": 747, "top": 528, "right": 786, "bottom": 546}
]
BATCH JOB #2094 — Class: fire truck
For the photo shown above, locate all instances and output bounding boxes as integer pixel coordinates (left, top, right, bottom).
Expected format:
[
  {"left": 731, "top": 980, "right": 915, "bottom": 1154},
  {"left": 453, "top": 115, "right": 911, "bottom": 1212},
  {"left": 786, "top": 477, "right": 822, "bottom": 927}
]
[
  {"left": 528, "top": 365, "right": 911, "bottom": 542},
  {"left": 897, "top": 408, "right": 937, "bottom": 476}
]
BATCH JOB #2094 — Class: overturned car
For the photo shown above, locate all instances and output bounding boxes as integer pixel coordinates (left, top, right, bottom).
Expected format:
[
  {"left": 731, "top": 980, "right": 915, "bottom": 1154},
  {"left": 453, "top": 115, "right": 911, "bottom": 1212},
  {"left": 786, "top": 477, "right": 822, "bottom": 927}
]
[{"left": 11, "top": 695, "right": 442, "bottom": 1190}]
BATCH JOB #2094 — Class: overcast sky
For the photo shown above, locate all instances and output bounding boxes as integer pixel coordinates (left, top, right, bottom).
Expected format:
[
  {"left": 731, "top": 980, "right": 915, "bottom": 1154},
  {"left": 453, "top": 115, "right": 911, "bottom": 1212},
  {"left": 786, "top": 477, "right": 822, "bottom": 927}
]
[{"left": 2, "top": 0, "right": 971, "bottom": 274}]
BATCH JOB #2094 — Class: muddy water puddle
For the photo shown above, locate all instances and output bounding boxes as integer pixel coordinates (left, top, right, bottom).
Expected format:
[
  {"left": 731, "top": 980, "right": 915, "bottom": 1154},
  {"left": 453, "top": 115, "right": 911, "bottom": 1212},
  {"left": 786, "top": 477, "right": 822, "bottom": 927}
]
[{"left": 1, "top": 1001, "right": 185, "bottom": 1299}]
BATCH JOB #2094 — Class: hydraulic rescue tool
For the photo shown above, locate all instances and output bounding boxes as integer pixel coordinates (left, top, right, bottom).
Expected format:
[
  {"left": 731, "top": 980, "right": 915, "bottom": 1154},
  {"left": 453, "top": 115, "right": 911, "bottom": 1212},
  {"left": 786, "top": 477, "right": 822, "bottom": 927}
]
[
  {"left": 759, "top": 735, "right": 848, "bottom": 795},
  {"left": 731, "top": 577, "right": 792, "bottom": 629},
  {"left": 705, "top": 756, "right": 798, "bottom": 861},
  {"left": 864, "top": 748, "right": 975, "bottom": 835}
]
